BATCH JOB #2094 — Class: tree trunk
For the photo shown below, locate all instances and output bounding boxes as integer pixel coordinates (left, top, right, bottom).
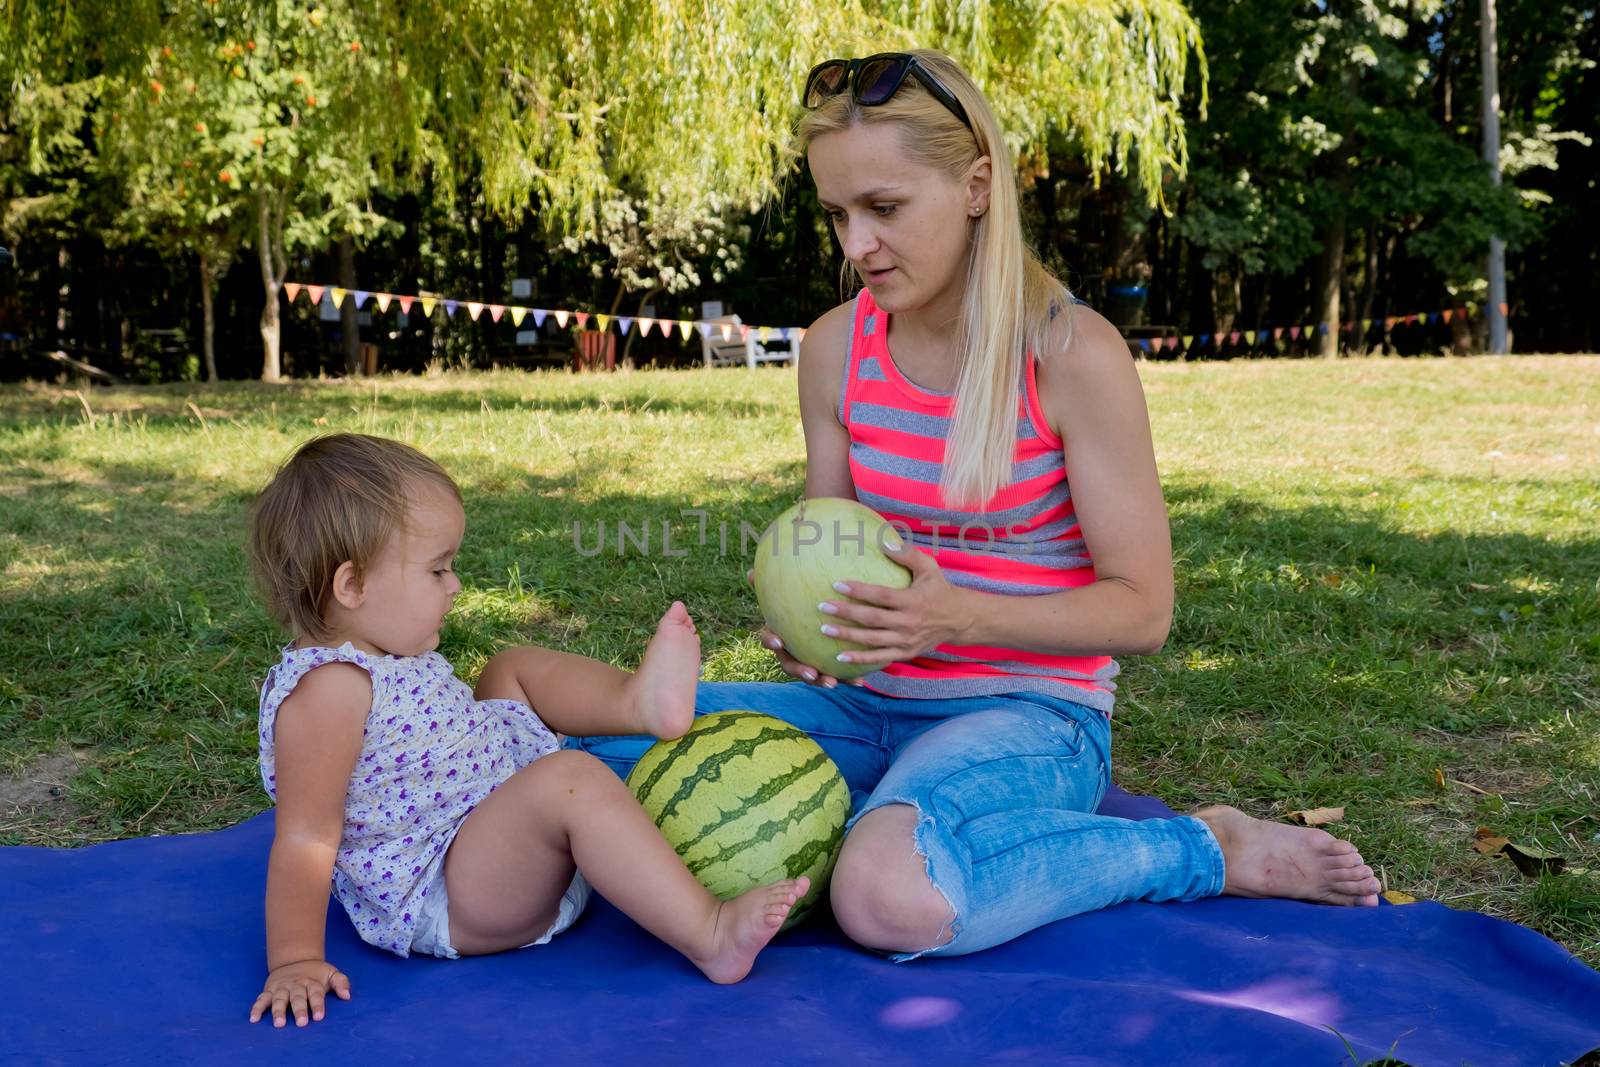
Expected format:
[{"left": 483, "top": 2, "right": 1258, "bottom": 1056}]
[
  {"left": 1314, "top": 145, "right": 1349, "bottom": 359},
  {"left": 199, "top": 249, "right": 218, "bottom": 383},
  {"left": 1356, "top": 219, "right": 1379, "bottom": 351},
  {"left": 258, "top": 189, "right": 284, "bottom": 381},
  {"left": 338, "top": 235, "right": 361, "bottom": 376},
  {"left": 620, "top": 285, "right": 662, "bottom": 369}
]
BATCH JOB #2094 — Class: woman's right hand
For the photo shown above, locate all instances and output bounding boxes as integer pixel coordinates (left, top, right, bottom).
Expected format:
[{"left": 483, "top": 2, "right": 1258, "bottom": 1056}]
[{"left": 249, "top": 959, "right": 351, "bottom": 1028}]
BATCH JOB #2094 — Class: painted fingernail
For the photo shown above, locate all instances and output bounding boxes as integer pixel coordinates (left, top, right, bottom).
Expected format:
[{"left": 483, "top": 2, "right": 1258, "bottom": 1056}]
[
  {"left": 820, "top": 624, "right": 839, "bottom": 636},
  {"left": 836, "top": 653, "right": 851, "bottom": 663},
  {"left": 818, "top": 601, "right": 838, "bottom": 615},
  {"left": 833, "top": 581, "right": 850, "bottom": 594},
  {"left": 803, "top": 669, "right": 817, "bottom": 681}
]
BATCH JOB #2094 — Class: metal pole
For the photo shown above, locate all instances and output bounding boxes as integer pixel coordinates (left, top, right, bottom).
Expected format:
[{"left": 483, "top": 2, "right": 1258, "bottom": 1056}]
[{"left": 1481, "top": 0, "right": 1508, "bottom": 354}]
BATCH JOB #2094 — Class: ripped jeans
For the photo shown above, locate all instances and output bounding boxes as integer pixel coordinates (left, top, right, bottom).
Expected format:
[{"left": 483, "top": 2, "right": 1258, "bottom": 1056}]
[{"left": 567, "top": 681, "right": 1225, "bottom": 960}]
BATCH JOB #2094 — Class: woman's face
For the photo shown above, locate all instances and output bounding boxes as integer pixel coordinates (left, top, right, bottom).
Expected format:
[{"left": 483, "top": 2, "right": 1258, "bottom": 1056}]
[{"left": 808, "top": 122, "right": 988, "bottom": 319}]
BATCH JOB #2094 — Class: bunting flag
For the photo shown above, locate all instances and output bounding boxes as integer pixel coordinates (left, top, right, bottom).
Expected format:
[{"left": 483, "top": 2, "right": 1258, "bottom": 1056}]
[
  {"left": 306, "top": 285, "right": 325, "bottom": 306},
  {"left": 1272, "top": 327, "right": 1283, "bottom": 340},
  {"left": 1165, "top": 336, "right": 1179, "bottom": 351},
  {"left": 1182, "top": 335, "right": 1193, "bottom": 348},
  {"left": 739, "top": 324, "right": 752, "bottom": 341},
  {"left": 352, "top": 290, "right": 370, "bottom": 309},
  {"left": 794, "top": 328, "right": 806, "bottom": 343},
  {"left": 553, "top": 309, "right": 570, "bottom": 328},
  {"left": 637, "top": 316, "right": 654, "bottom": 336},
  {"left": 1139, "top": 339, "right": 1152, "bottom": 352},
  {"left": 616, "top": 316, "right": 632, "bottom": 336},
  {"left": 330, "top": 287, "right": 349, "bottom": 308},
  {"left": 574, "top": 312, "right": 589, "bottom": 329},
  {"left": 720, "top": 324, "right": 732, "bottom": 341},
  {"left": 1441, "top": 309, "right": 1453, "bottom": 324},
  {"left": 596, "top": 314, "right": 612, "bottom": 333},
  {"left": 421, "top": 297, "right": 437, "bottom": 317},
  {"left": 398, "top": 296, "right": 415, "bottom": 315},
  {"left": 466, "top": 302, "right": 484, "bottom": 321},
  {"left": 1245, "top": 331, "right": 1257, "bottom": 345},
  {"left": 780, "top": 327, "right": 792, "bottom": 342},
  {"left": 678, "top": 320, "right": 693, "bottom": 340},
  {"left": 759, "top": 326, "right": 771, "bottom": 344},
  {"left": 284, "top": 283, "right": 303, "bottom": 304},
  {"left": 510, "top": 307, "right": 528, "bottom": 327},
  {"left": 1290, "top": 326, "right": 1301, "bottom": 340},
  {"left": 533, "top": 309, "right": 548, "bottom": 328},
  {"left": 658, "top": 318, "right": 675, "bottom": 338},
  {"left": 1362, "top": 318, "right": 1372, "bottom": 332},
  {"left": 375, "top": 293, "right": 392, "bottom": 313},
  {"left": 1228, "top": 331, "right": 1240, "bottom": 345},
  {"left": 1198, "top": 334, "right": 1211, "bottom": 347},
  {"left": 444, "top": 300, "right": 459, "bottom": 317},
  {"left": 1499, "top": 302, "right": 1509, "bottom": 316},
  {"left": 698, "top": 322, "right": 713, "bottom": 339},
  {"left": 489, "top": 305, "right": 505, "bottom": 323}
]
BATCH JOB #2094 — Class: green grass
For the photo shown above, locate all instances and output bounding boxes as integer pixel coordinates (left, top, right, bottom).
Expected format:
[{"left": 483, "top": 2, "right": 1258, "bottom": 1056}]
[{"left": 2, "top": 357, "right": 1597, "bottom": 966}]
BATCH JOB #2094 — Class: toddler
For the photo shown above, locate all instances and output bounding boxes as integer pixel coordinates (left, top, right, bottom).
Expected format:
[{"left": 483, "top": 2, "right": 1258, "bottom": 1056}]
[{"left": 246, "top": 433, "right": 806, "bottom": 1028}]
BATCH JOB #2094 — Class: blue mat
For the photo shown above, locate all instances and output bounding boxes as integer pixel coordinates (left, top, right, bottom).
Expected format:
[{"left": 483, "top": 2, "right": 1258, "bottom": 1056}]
[{"left": 4, "top": 785, "right": 1597, "bottom": 1066}]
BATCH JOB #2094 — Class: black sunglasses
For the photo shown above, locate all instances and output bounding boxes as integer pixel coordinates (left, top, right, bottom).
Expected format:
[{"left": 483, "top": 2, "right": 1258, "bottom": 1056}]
[{"left": 802, "top": 53, "right": 972, "bottom": 132}]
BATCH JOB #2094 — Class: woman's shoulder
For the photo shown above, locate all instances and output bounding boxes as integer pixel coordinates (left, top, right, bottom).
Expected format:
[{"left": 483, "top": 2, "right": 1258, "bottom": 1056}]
[
  {"left": 1033, "top": 302, "right": 1142, "bottom": 437},
  {"left": 797, "top": 299, "right": 858, "bottom": 398}
]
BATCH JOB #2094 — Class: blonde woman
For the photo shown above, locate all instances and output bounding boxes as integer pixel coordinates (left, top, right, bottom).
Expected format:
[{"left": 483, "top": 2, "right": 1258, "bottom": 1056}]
[{"left": 575, "top": 51, "right": 1380, "bottom": 959}]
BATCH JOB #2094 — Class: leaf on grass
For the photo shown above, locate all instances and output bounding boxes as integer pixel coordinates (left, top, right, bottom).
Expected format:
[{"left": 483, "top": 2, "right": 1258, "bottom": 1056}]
[
  {"left": 1467, "top": 582, "right": 1494, "bottom": 591},
  {"left": 1286, "top": 806, "right": 1345, "bottom": 827},
  {"left": 1503, "top": 842, "right": 1566, "bottom": 877},
  {"left": 1472, "top": 826, "right": 1511, "bottom": 855},
  {"left": 1380, "top": 890, "right": 1418, "bottom": 905},
  {"left": 1470, "top": 827, "right": 1567, "bottom": 876},
  {"left": 1432, "top": 768, "right": 1447, "bottom": 791}
]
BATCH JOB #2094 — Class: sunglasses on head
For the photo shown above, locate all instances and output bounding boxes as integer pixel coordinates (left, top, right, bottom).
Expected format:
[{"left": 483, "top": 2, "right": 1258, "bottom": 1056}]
[{"left": 802, "top": 53, "right": 973, "bottom": 132}]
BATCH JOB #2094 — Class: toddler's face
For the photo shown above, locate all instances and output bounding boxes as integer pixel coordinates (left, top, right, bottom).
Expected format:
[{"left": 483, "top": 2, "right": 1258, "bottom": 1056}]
[{"left": 350, "top": 483, "right": 465, "bottom": 657}]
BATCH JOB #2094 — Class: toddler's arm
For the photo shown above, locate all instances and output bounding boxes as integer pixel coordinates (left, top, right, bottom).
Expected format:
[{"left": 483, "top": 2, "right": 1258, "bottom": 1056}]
[{"left": 248, "top": 662, "right": 370, "bottom": 1028}]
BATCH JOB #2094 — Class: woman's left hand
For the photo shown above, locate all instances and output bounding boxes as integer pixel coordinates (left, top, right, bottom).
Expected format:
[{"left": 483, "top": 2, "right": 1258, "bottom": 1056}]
[{"left": 819, "top": 542, "right": 969, "bottom": 669}]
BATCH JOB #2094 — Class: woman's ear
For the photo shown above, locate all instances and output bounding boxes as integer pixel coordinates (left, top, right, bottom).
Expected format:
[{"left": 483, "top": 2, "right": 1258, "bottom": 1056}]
[
  {"left": 966, "top": 155, "right": 992, "bottom": 217},
  {"left": 330, "top": 560, "right": 365, "bottom": 610}
]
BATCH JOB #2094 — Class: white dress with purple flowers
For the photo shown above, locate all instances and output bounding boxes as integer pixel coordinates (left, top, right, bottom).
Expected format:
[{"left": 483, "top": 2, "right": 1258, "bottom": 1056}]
[{"left": 258, "top": 642, "right": 563, "bottom": 957}]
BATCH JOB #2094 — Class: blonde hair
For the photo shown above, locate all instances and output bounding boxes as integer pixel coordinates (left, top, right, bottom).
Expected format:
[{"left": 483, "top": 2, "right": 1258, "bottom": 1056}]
[
  {"left": 248, "top": 433, "right": 461, "bottom": 640},
  {"left": 798, "top": 49, "right": 1072, "bottom": 509}
]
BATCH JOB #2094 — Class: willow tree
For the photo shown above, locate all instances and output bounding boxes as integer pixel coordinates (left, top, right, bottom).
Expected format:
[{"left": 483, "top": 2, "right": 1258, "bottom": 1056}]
[
  {"left": 9, "top": 0, "right": 1203, "bottom": 378},
  {"left": 399, "top": 0, "right": 1203, "bottom": 252}
]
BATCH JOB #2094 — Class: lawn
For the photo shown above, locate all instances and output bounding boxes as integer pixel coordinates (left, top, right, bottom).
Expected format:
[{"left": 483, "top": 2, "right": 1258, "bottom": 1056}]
[{"left": 2, "top": 356, "right": 1597, "bottom": 965}]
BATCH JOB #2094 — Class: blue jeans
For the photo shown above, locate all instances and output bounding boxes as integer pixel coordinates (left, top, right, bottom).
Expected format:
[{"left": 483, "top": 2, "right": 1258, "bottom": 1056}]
[{"left": 568, "top": 681, "right": 1225, "bottom": 960}]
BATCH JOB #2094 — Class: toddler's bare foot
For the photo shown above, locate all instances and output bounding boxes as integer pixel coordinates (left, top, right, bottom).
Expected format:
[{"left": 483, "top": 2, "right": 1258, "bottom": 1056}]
[
  {"left": 630, "top": 600, "right": 700, "bottom": 740},
  {"left": 692, "top": 877, "right": 810, "bottom": 984},
  {"left": 1194, "top": 805, "right": 1381, "bottom": 907}
]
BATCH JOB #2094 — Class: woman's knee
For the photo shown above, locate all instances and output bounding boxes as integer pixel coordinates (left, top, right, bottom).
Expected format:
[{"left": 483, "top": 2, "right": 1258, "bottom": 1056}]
[{"left": 829, "top": 805, "right": 954, "bottom": 953}]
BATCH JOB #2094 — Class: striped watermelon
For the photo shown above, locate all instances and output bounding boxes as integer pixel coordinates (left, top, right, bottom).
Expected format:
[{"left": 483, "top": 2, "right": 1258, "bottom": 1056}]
[{"left": 626, "top": 710, "right": 850, "bottom": 930}]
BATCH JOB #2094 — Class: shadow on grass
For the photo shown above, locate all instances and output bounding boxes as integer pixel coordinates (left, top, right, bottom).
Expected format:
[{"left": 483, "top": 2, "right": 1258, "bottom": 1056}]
[{"left": 2, "top": 462, "right": 1595, "bottom": 868}]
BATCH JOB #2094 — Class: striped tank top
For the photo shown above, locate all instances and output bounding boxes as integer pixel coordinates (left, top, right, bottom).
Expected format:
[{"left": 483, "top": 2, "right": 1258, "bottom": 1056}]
[{"left": 838, "top": 289, "right": 1118, "bottom": 712}]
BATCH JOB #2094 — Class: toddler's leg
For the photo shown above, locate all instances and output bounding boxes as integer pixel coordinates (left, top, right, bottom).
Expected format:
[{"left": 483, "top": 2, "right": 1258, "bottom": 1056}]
[
  {"left": 444, "top": 749, "right": 807, "bottom": 982},
  {"left": 474, "top": 601, "right": 698, "bottom": 740}
]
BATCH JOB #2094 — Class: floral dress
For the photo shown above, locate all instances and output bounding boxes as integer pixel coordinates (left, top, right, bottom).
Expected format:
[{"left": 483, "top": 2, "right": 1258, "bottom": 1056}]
[{"left": 258, "top": 643, "right": 562, "bottom": 957}]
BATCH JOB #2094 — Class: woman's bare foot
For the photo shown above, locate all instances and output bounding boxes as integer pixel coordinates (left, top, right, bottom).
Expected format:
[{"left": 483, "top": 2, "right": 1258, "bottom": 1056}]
[
  {"left": 690, "top": 877, "right": 810, "bottom": 984},
  {"left": 1194, "top": 805, "right": 1381, "bottom": 907},
  {"left": 628, "top": 601, "right": 700, "bottom": 740}
]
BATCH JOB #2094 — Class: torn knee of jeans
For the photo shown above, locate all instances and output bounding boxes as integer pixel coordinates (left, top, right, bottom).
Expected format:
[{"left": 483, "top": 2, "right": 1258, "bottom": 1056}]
[{"left": 903, "top": 802, "right": 960, "bottom": 958}]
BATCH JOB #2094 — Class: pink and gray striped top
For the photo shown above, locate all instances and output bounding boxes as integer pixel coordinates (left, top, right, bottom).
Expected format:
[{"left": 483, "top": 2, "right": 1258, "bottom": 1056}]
[{"left": 837, "top": 289, "right": 1118, "bottom": 712}]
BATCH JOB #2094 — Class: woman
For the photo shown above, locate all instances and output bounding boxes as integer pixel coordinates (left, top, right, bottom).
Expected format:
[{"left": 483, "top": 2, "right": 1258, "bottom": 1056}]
[{"left": 575, "top": 50, "right": 1380, "bottom": 960}]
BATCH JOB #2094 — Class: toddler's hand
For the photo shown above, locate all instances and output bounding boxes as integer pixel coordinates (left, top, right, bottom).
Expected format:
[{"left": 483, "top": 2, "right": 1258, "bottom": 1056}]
[{"left": 249, "top": 958, "right": 351, "bottom": 1028}]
